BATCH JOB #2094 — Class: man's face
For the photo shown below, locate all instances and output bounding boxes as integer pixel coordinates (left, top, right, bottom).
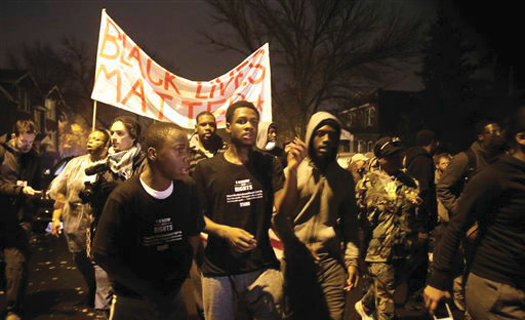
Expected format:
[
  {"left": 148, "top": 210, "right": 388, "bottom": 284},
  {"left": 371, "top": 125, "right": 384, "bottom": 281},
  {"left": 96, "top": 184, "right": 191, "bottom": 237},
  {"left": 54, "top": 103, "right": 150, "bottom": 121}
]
[
  {"left": 110, "top": 121, "right": 134, "bottom": 152},
  {"left": 437, "top": 156, "right": 450, "bottom": 172},
  {"left": 15, "top": 133, "right": 35, "bottom": 154},
  {"left": 156, "top": 130, "right": 190, "bottom": 180},
  {"left": 479, "top": 123, "right": 505, "bottom": 150},
  {"left": 196, "top": 114, "right": 217, "bottom": 142},
  {"left": 267, "top": 126, "right": 277, "bottom": 143},
  {"left": 312, "top": 124, "right": 338, "bottom": 160},
  {"left": 227, "top": 107, "right": 259, "bottom": 147},
  {"left": 86, "top": 131, "right": 108, "bottom": 155},
  {"left": 355, "top": 160, "right": 366, "bottom": 171},
  {"left": 378, "top": 152, "right": 404, "bottom": 174}
]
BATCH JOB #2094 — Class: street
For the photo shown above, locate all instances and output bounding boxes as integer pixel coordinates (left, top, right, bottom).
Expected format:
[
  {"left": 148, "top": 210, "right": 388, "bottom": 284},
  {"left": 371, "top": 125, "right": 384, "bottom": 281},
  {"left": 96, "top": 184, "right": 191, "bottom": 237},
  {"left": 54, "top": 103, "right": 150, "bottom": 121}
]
[{"left": 1, "top": 220, "right": 456, "bottom": 320}]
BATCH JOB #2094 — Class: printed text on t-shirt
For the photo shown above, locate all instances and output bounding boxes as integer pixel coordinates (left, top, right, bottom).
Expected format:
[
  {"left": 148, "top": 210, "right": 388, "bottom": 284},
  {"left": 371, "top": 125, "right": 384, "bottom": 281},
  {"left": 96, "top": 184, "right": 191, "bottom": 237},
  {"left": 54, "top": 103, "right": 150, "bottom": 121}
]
[
  {"left": 142, "top": 217, "right": 183, "bottom": 251},
  {"left": 227, "top": 179, "right": 263, "bottom": 207}
]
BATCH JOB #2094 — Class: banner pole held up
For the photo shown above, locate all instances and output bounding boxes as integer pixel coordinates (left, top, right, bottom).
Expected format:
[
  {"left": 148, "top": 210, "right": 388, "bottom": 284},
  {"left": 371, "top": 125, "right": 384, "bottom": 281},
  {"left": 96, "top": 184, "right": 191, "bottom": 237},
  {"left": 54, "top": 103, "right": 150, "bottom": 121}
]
[{"left": 92, "top": 100, "right": 97, "bottom": 131}]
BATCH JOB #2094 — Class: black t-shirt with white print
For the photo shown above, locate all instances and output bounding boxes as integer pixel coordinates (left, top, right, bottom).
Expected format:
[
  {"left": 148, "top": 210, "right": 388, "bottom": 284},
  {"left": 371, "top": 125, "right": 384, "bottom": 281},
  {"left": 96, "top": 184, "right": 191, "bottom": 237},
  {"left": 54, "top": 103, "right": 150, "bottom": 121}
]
[
  {"left": 193, "top": 151, "right": 284, "bottom": 277},
  {"left": 93, "top": 175, "right": 204, "bottom": 297}
]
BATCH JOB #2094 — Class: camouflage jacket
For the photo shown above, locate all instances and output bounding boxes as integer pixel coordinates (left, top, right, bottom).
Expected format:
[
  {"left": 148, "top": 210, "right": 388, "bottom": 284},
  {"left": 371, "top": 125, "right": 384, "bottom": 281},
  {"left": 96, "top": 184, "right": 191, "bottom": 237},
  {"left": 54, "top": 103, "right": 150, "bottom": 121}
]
[{"left": 356, "top": 170, "right": 421, "bottom": 262}]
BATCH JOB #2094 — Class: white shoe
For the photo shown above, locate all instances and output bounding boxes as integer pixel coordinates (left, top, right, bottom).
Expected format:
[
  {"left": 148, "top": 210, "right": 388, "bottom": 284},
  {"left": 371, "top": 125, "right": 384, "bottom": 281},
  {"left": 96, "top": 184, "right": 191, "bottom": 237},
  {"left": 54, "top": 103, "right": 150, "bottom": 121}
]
[
  {"left": 5, "top": 312, "right": 22, "bottom": 320},
  {"left": 355, "top": 300, "right": 374, "bottom": 320}
]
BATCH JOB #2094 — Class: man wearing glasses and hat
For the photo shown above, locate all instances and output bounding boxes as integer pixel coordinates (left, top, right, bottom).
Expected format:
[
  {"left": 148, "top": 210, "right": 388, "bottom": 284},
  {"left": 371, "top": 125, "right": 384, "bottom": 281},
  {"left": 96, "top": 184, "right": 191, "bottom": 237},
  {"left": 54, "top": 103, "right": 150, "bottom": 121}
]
[{"left": 355, "top": 137, "right": 424, "bottom": 320}]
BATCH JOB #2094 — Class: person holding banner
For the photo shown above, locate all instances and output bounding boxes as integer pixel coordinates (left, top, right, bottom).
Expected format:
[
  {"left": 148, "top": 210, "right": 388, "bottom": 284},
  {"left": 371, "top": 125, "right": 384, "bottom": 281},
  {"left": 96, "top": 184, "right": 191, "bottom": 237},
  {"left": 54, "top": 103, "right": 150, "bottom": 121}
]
[
  {"left": 193, "top": 101, "right": 285, "bottom": 320},
  {"left": 93, "top": 122, "right": 204, "bottom": 320}
]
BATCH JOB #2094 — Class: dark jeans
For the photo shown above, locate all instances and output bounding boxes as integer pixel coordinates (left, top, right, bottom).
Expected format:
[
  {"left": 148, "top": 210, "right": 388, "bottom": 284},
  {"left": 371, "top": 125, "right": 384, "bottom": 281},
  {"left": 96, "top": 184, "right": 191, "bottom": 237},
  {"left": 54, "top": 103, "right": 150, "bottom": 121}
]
[
  {"left": 72, "top": 250, "right": 96, "bottom": 307},
  {"left": 109, "top": 290, "right": 187, "bottom": 320},
  {"left": 466, "top": 273, "right": 525, "bottom": 320},
  {"left": 1, "top": 227, "right": 30, "bottom": 314}
]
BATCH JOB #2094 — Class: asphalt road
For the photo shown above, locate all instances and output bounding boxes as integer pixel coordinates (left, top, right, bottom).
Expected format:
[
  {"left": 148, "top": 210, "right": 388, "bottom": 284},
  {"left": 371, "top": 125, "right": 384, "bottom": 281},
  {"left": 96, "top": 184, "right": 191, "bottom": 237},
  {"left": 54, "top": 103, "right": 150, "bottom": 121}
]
[{"left": 1, "top": 221, "right": 461, "bottom": 320}]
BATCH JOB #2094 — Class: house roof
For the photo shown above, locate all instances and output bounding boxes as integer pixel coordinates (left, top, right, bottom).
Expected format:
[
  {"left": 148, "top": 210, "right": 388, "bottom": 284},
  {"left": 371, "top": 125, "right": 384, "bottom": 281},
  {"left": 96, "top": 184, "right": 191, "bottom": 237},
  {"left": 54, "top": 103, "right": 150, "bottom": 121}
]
[
  {"left": 0, "top": 84, "right": 16, "bottom": 104},
  {"left": 0, "top": 69, "right": 42, "bottom": 97},
  {"left": 0, "top": 69, "right": 30, "bottom": 84}
]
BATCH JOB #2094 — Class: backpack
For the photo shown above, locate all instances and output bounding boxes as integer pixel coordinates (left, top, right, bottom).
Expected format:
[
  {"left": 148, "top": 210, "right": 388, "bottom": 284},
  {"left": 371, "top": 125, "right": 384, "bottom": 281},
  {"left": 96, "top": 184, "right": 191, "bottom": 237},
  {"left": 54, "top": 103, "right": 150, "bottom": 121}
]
[
  {"left": 462, "top": 148, "right": 477, "bottom": 186},
  {"left": 450, "top": 148, "right": 477, "bottom": 198}
]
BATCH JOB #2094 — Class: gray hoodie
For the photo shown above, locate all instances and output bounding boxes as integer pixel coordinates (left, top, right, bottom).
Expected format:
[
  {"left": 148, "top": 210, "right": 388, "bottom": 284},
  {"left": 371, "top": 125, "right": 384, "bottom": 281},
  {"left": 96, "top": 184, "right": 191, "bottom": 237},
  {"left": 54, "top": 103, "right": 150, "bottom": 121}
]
[
  {"left": 288, "top": 112, "right": 359, "bottom": 268},
  {"left": 256, "top": 122, "right": 274, "bottom": 150}
]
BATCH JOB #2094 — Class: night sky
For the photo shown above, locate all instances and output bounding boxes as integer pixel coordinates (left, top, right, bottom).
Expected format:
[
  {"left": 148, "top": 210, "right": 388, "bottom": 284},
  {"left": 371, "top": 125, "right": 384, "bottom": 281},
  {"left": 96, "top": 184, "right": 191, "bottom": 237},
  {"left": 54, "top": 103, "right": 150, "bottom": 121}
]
[
  {"left": 0, "top": 0, "right": 245, "bottom": 81},
  {"left": 2, "top": 1, "right": 520, "bottom": 91},
  {"left": 1, "top": 0, "right": 442, "bottom": 91}
]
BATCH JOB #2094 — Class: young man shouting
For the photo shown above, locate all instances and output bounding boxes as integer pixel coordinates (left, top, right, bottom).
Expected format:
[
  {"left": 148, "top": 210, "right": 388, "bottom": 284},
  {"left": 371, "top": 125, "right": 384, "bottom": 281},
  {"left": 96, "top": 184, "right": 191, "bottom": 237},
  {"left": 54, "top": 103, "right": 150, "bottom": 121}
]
[{"left": 93, "top": 122, "right": 204, "bottom": 320}]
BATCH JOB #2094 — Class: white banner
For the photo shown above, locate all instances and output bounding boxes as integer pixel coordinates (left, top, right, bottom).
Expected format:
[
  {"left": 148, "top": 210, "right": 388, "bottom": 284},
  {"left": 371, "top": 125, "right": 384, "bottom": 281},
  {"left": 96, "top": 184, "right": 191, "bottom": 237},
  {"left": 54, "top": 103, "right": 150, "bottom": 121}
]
[{"left": 91, "top": 9, "right": 272, "bottom": 128}]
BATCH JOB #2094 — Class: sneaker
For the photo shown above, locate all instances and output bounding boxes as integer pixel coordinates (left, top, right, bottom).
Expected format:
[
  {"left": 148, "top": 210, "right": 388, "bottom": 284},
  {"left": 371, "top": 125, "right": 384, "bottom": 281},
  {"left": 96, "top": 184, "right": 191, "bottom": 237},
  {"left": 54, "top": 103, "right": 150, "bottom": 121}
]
[
  {"left": 94, "top": 310, "right": 109, "bottom": 320},
  {"left": 355, "top": 299, "right": 374, "bottom": 320},
  {"left": 5, "top": 312, "right": 22, "bottom": 320}
]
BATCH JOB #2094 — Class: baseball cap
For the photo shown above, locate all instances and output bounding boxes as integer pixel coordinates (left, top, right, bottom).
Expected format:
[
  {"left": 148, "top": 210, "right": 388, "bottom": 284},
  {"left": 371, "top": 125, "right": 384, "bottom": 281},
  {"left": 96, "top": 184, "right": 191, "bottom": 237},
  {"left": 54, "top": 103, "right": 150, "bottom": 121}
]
[
  {"left": 351, "top": 153, "right": 369, "bottom": 163},
  {"left": 374, "top": 136, "right": 404, "bottom": 158}
]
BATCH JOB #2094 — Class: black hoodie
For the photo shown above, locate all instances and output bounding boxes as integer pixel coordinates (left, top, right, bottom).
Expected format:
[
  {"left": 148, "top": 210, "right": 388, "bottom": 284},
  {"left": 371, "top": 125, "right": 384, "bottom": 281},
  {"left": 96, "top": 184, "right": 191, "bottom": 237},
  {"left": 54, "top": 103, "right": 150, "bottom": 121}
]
[
  {"left": 405, "top": 146, "right": 436, "bottom": 232},
  {"left": 429, "top": 154, "right": 525, "bottom": 291}
]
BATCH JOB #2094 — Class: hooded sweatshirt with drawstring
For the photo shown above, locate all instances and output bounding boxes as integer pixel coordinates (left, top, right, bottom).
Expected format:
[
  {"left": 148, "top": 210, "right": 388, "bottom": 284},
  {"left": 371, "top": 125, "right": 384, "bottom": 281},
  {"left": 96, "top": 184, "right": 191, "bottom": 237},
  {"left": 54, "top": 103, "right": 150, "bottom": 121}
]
[
  {"left": 285, "top": 112, "right": 359, "bottom": 269},
  {"left": 256, "top": 122, "right": 284, "bottom": 158}
]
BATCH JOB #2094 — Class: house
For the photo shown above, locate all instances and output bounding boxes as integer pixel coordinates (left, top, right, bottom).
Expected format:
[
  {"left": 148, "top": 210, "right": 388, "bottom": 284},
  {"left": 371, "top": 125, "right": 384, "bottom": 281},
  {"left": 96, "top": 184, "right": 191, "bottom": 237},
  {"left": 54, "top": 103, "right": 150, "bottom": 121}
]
[
  {"left": 0, "top": 69, "right": 44, "bottom": 136},
  {"left": 0, "top": 69, "right": 70, "bottom": 168},
  {"left": 338, "top": 89, "right": 421, "bottom": 153}
]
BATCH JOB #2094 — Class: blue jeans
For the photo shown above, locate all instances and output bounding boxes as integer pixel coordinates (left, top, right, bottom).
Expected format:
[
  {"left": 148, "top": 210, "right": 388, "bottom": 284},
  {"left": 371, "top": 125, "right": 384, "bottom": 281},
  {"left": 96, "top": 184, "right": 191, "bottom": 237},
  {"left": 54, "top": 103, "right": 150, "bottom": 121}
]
[
  {"left": 466, "top": 272, "right": 525, "bottom": 320},
  {"left": 202, "top": 268, "right": 283, "bottom": 320}
]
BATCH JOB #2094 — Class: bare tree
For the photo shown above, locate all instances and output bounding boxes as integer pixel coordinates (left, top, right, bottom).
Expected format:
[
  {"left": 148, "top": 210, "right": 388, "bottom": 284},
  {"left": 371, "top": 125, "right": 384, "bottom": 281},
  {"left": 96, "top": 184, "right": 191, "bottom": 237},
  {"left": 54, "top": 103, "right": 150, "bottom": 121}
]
[
  {"left": 204, "top": 0, "right": 423, "bottom": 136},
  {"left": 7, "top": 41, "right": 72, "bottom": 93}
]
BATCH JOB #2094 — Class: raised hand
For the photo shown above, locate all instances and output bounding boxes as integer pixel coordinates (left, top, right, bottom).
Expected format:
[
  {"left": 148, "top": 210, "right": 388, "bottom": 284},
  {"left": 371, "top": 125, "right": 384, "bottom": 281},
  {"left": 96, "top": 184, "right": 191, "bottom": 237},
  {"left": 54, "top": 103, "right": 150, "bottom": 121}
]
[{"left": 286, "top": 137, "right": 307, "bottom": 171}]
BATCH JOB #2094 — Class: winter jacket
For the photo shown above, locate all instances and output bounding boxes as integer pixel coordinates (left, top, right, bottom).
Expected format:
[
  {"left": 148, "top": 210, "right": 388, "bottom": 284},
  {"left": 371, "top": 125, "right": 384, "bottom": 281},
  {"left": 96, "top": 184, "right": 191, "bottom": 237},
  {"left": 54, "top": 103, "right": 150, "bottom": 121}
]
[
  {"left": 356, "top": 169, "right": 421, "bottom": 262},
  {"left": 430, "top": 154, "right": 525, "bottom": 291},
  {"left": 436, "top": 141, "right": 495, "bottom": 216},
  {"left": 0, "top": 140, "right": 42, "bottom": 235},
  {"left": 188, "top": 132, "right": 227, "bottom": 176}
]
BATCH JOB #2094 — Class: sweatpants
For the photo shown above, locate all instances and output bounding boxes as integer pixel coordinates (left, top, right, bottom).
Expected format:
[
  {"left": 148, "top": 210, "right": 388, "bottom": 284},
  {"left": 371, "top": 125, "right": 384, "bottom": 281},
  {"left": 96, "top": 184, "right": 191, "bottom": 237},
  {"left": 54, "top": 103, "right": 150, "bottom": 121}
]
[
  {"left": 466, "top": 272, "right": 525, "bottom": 320},
  {"left": 202, "top": 268, "right": 283, "bottom": 320}
]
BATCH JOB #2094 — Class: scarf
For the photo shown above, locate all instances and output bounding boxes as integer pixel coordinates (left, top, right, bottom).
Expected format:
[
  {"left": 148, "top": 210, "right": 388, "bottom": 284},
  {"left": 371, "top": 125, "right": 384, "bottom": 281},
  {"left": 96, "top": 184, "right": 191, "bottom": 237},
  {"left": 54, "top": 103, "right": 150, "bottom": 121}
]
[{"left": 108, "top": 144, "right": 141, "bottom": 180}]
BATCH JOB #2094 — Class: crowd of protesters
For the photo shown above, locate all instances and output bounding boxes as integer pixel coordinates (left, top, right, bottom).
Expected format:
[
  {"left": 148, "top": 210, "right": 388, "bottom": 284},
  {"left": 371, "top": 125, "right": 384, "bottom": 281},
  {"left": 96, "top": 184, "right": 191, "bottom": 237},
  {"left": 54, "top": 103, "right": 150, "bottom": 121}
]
[{"left": 1, "top": 101, "right": 524, "bottom": 320}]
